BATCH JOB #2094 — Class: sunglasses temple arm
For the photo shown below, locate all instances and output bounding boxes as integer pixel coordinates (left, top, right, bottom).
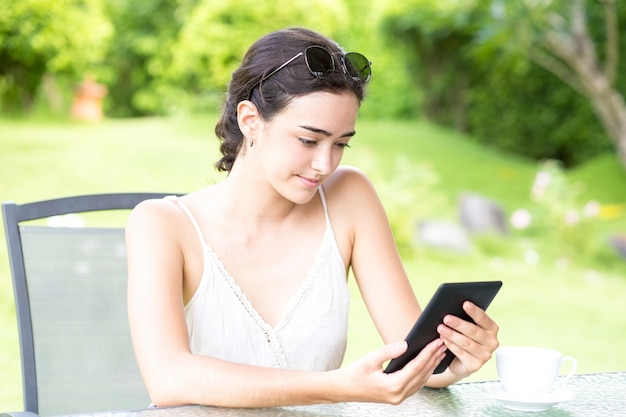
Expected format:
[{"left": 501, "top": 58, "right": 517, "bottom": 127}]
[{"left": 261, "top": 52, "right": 304, "bottom": 83}]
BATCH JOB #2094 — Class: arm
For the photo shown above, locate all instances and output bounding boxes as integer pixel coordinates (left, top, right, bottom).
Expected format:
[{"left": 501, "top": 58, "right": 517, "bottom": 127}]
[
  {"left": 326, "top": 167, "right": 499, "bottom": 388},
  {"left": 125, "top": 198, "right": 445, "bottom": 407}
]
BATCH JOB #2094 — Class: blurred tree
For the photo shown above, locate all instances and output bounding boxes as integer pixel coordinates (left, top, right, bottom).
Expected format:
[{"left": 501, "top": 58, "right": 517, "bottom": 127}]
[
  {"left": 102, "top": 0, "right": 197, "bottom": 116},
  {"left": 476, "top": 0, "right": 626, "bottom": 169},
  {"left": 0, "top": 0, "right": 112, "bottom": 112},
  {"left": 381, "top": 0, "right": 483, "bottom": 129},
  {"left": 137, "top": 0, "right": 349, "bottom": 115},
  {"left": 382, "top": 0, "right": 625, "bottom": 168},
  {"left": 324, "top": 0, "right": 418, "bottom": 119}
]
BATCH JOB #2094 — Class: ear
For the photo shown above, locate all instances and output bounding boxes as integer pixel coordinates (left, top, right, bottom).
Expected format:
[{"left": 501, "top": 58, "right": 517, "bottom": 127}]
[{"left": 237, "top": 100, "right": 261, "bottom": 139}]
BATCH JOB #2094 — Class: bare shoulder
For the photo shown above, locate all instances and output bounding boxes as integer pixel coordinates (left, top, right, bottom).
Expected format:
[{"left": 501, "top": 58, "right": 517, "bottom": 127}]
[
  {"left": 325, "top": 165, "right": 376, "bottom": 195},
  {"left": 128, "top": 197, "right": 179, "bottom": 225},
  {"left": 126, "top": 196, "right": 187, "bottom": 241},
  {"left": 322, "top": 166, "right": 387, "bottom": 242},
  {"left": 324, "top": 165, "right": 380, "bottom": 209}
]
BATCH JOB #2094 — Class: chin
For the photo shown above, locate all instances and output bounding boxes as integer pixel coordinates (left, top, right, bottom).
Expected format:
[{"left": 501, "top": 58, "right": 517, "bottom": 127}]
[{"left": 288, "top": 187, "right": 320, "bottom": 205}]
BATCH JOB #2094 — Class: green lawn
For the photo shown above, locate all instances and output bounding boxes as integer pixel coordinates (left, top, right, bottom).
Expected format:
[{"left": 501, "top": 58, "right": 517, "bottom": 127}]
[{"left": 1, "top": 115, "right": 625, "bottom": 410}]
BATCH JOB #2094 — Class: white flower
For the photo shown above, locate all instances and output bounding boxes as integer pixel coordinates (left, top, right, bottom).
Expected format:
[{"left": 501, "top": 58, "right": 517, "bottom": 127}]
[
  {"left": 524, "top": 249, "right": 540, "bottom": 265},
  {"left": 510, "top": 209, "right": 532, "bottom": 229},
  {"left": 583, "top": 200, "right": 600, "bottom": 218},
  {"left": 531, "top": 171, "right": 551, "bottom": 200},
  {"left": 564, "top": 209, "right": 580, "bottom": 225}
]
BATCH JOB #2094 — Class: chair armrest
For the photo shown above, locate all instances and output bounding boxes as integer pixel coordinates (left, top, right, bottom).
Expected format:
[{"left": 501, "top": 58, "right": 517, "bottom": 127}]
[{"left": 1, "top": 412, "right": 40, "bottom": 417}]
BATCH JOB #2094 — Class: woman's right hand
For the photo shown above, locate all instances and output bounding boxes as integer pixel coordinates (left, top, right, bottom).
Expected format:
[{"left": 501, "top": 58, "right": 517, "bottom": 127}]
[{"left": 336, "top": 338, "right": 447, "bottom": 405}]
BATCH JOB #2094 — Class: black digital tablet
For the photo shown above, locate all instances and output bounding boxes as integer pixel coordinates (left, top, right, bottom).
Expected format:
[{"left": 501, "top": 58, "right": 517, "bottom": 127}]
[{"left": 384, "top": 280, "right": 502, "bottom": 374}]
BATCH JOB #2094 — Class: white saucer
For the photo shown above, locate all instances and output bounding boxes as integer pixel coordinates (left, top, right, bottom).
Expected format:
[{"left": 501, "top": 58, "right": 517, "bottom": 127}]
[{"left": 487, "top": 385, "right": 574, "bottom": 412}]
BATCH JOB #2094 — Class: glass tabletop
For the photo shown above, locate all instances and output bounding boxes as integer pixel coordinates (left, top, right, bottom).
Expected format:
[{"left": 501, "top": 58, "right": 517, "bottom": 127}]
[{"left": 68, "top": 371, "right": 626, "bottom": 417}]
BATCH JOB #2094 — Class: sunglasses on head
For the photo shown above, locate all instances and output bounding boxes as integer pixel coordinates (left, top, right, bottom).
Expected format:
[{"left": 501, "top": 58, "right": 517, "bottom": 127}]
[{"left": 250, "top": 45, "right": 372, "bottom": 97}]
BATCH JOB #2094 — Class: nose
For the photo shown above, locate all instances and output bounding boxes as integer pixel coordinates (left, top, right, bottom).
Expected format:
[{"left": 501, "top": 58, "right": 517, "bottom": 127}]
[{"left": 311, "top": 146, "right": 334, "bottom": 175}]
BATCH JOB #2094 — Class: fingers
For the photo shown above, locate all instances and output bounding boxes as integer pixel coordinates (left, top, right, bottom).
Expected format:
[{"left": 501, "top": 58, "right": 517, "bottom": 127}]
[
  {"left": 436, "top": 302, "right": 500, "bottom": 374},
  {"left": 357, "top": 341, "right": 408, "bottom": 373},
  {"left": 440, "top": 302, "right": 499, "bottom": 347},
  {"left": 380, "top": 338, "right": 445, "bottom": 371},
  {"left": 385, "top": 341, "right": 409, "bottom": 361},
  {"left": 402, "top": 338, "right": 447, "bottom": 375},
  {"left": 344, "top": 339, "right": 446, "bottom": 405},
  {"left": 379, "top": 339, "right": 446, "bottom": 379},
  {"left": 463, "top": 301, "right": 499, "bottom": 333},
  {"left": 382, "top": 338, "right": 447, "bottom": 403}
]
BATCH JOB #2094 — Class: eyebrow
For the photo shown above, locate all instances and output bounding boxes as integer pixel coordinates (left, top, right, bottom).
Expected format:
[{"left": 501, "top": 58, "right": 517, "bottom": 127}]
[{"left": 299, "top": 125, "right": 356, "bottom": 139}]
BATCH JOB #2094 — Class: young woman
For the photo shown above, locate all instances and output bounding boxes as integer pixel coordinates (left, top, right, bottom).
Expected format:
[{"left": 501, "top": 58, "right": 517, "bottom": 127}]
[{"left": 126, "top": 27, "right": 499, "bottom": 408}]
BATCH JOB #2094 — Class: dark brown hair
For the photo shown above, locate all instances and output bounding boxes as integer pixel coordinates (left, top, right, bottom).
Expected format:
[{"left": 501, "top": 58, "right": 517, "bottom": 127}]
[{"left": 214, "top": 27, "right": 368, "bottom": 172}]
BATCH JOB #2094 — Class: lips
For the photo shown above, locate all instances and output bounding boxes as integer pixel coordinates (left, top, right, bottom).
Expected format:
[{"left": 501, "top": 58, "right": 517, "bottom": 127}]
[{"left": 297, "top": 175, "right": 320, "bottom": 188}]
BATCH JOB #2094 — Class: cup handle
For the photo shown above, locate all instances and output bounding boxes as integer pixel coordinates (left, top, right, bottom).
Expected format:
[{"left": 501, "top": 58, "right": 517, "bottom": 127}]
[{"left": 559, "top": 355, "right": 577, "bottom": 383}]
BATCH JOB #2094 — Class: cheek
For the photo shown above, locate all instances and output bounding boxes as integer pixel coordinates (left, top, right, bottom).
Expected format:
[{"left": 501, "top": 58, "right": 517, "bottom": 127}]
[
  {"left": 260, "top": 141, "right": 305, "bottom": 172},
  {"left": 332, "top": 149, "right": 345, "bottom": 168}
]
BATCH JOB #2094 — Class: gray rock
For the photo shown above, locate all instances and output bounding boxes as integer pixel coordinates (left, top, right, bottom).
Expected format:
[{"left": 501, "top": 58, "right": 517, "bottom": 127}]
[
  {"left": 458, "top": 192, "right": 507, "bottom": 235},
  {"left": 609, "top": 235, "right": 626, "bottom": 260},
  {"left": 415, "top": 220, "right": 473, "bottom": 253}
]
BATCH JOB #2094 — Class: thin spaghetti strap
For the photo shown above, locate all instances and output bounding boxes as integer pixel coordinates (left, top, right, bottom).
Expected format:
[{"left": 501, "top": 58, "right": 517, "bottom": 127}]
[
  {"left": 318, "top": 187, "right": 331, "bottom": 228},
  {"left": 165, "top": 195, "right": 208, "bottom": 247}
]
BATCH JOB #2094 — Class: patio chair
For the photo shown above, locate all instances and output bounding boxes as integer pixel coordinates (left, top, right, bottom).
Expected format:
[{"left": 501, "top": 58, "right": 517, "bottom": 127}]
[{"left": 1, "top": 193, "right": 179, "bottom": 417}]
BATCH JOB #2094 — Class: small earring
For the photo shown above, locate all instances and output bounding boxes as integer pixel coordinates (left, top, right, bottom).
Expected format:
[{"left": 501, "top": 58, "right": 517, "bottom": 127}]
[{"left": 249, "top": 138, "right": 254, "bottom": 147}]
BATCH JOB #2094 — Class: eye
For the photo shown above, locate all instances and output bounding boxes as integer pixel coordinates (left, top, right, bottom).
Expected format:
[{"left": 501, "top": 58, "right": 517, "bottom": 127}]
[
  {"left": 336, "top": 142, "right": 351, "bottom": 150},
  {"left": 299, "top": 138, "right": 317, "bottom": 146}
]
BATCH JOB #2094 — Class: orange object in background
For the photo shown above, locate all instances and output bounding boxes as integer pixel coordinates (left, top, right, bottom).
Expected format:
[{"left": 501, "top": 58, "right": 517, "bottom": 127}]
[{"left": 71, "top": 76, "right": 108, "bottom": 122}]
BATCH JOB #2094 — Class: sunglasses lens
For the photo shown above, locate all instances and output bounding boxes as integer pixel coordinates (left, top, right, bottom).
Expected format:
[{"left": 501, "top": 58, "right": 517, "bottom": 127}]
[
  {"left": 305, "top": 46, "right": 335, "bottom": 77},
  {"left": 344, "top": 52, "right": 372, "bottom": 83}
]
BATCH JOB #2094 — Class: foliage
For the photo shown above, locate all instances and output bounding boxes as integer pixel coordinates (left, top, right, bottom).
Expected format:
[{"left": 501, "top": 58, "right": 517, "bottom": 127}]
[
  {"left": 101, "top": 0, "right": 197, "bottom": 116},
  {"left": 510, "top": 160, "right": 610, "bottom": 267},
  {"left": 124, "top": 0, "right": 349, "bottom": 115},
  {"left": 470, "top": 0, "right": 626, "bottom": 168},
  {"left": 381, "top": 0, "right": 485, "bottom": 126},
  {"left": 128, "top": 0, "right": 416, "bottom": 118},
  {"left": 0, "top": 0, "right": 417, "bottom": 118},
  {"left": 0, "top": 0, "right": 112, "bottom": 112},
  {"left": 381, "top": 0, "right": 626, "bottom": 168},
  {"left": 466, "top": 63, "right": 613, "bottom": 166},
  {"left": 334, "top": 0, "right": 418, "bottom": 118}
]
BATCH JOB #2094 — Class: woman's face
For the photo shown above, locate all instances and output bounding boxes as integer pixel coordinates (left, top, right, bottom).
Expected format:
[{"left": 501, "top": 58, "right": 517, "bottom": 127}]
[{"left": 257, "top": 91, "right": 359, "bottom": 204}]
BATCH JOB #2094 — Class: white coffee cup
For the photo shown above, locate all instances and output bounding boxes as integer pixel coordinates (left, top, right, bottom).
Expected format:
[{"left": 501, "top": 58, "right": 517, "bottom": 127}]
[{"left": 496, "top": 346, "right": 577, "bottom": 397}]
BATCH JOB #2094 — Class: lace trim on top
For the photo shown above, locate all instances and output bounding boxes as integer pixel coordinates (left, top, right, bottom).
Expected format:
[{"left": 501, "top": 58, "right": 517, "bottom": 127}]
[
  {"left": 277, "top": 229, "right": 334, "bottom": 330},
  {"left": 204, "top": 248, "right": 288, "bottom": 368},
  {"left": 169, "top": 189, "right": 335, "bottom": 369},
  {"left": 203, "top": 228, "right": 334, "bottom": 368}
]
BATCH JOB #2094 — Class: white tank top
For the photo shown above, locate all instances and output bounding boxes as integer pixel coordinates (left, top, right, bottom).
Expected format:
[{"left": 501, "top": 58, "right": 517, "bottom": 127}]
[{"left": 170, "top": 188, "right": 350, "bottom": 371}]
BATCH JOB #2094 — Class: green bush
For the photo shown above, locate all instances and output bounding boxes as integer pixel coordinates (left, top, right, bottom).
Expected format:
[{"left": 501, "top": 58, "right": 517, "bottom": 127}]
[
  {"left": 509, "top": 160, "right": 621, "bottom": 269},
  {"left": 467, "top": 65, "right": 614, "bottom": 167},
  {"left": 0, "top": 0, "right": 112, "bottom": 113}
]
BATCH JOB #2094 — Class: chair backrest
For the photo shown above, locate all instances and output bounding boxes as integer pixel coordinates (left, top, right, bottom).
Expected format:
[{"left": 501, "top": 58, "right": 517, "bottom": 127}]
[{"left": 2, "top": 193, "right": 178, "bottom": 417}]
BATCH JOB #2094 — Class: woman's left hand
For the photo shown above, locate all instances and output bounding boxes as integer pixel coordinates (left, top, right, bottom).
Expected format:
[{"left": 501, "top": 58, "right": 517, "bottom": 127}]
[{"left": 436, "top": 301, "right": 500, "bottom": 378}]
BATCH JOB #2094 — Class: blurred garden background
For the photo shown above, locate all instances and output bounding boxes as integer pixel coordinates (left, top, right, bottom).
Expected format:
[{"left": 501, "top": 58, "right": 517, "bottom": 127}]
[{"left": 2, "top": 0, "right": 626, "bottom": 411}]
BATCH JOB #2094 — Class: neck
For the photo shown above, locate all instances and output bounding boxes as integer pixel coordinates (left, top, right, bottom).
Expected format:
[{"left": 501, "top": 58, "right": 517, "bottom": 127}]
[{"left": 219, "top": 164, "right": 299, "bottom": 226}]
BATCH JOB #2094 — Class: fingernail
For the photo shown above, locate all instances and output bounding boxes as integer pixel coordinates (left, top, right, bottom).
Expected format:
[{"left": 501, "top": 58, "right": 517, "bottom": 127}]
[{"left": 392, "top": 341, "right": 407, "bottom": 353}]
